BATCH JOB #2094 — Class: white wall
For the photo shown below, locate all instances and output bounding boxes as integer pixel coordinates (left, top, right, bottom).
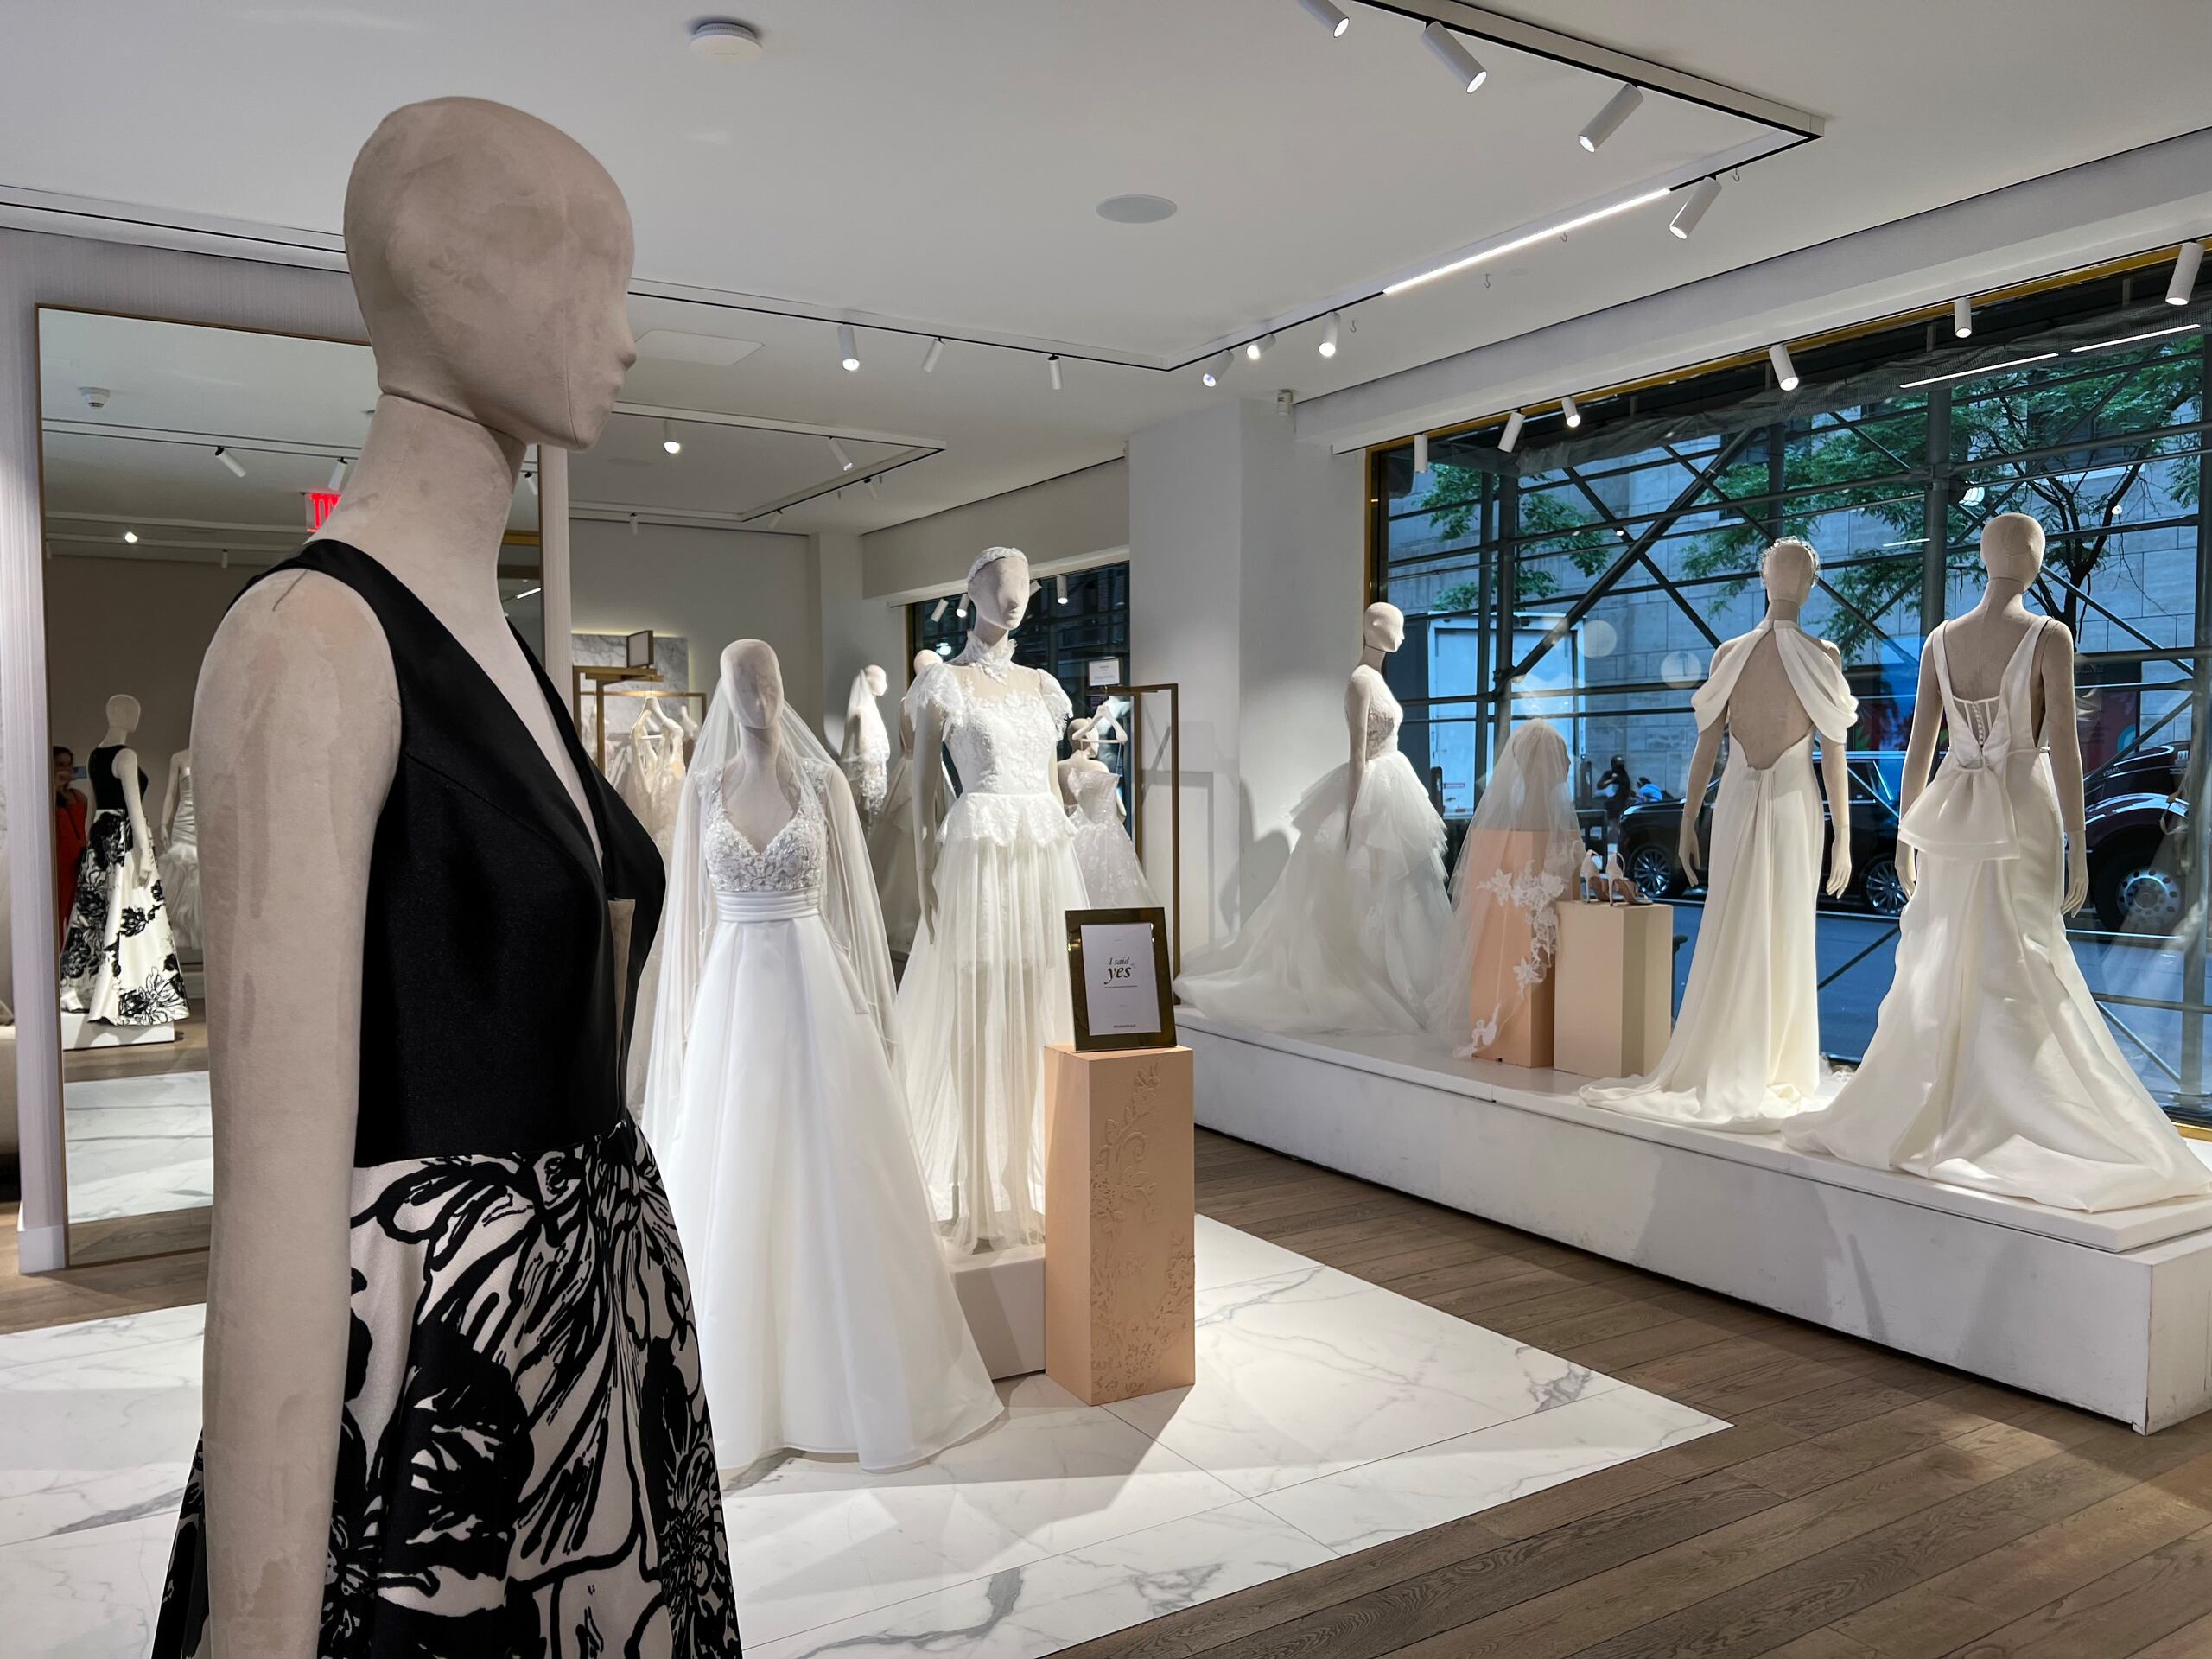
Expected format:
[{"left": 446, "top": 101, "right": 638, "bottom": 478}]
[
  {"left": 862, "top": 457, "right": 1128, "bottom": 600},
  {"left": 815, "top": 528, "right": 908, "bottom": 753},
  {"left": 569, "top": 519, "right": 821, "bottom": 724}
]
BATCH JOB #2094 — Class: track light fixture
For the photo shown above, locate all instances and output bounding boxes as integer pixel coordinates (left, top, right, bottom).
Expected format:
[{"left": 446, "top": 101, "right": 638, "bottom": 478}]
[
  {"left": 2168, "top": 241, "right": 2203, "bottom": 306},
  {"left": 1047, "top": 354, "right": 1063, "bottom": 391},
  {"left": 1669, "top": 177, "right": 1720, "bottom": 239},
  {"left": 122, "top": 528, "right": 138, "bottom": 543},
  {"left": 1578, "top": 83, "right": 1643, "bottom": 152},
  {"left": 828, "top": 436, "right": 855, "bottom": 472},
  {"left": 524, "top": 469, "right": 537, "bottom": 496},
  {"left": 1413, "top": 431, "right": 1430, "bottom": 476},
  {"left": 837, "top": 322, "right": 861, "bottom": 371},
  {"left": 767, "top": 509, "right": 784, "bottom": 527},
  {"left": 629, "top": 514, "right": 641, "bottom": 537},
  {"left": 1768, "top": 342, "right": 1799, "bottom": 391},
  {"left": 930, "top": 596, "right": 950, "bottom": 622},
  {"left": 1560, "top": 392, "right": 1582, "bottom": 428},
  {"left": 213, "top": 446, "right": 246, "bottom": 478},
  {"left": 1202, "top": 351, "right": 1230, "bottom": 387},
  {"left": 1319, "top": 312, "right": 1341, "bottom": 358},
  {"left": 1953, "top": 296, "right": 1974, "bottom": 339},
  {"left": 1421, "top": 21, "right": 1487, "bottom": 92},
  {"left": 1499, "top": 410, "right": 1525, "bottom": 453},
  {"left": 1055, "top": 574, "right": 1070, "bottom": 606},
  {"left": 328, "top": 457, "right": 349, "bottom": 492},
  {"left": 662, "top": 419, "right": 683, "bottom": 455},
  {"left": 1297, "top": 0, "right": 1350, "bottom": 37},
  {"left": 957, "top": 598, "right": 969, "bottom": 619},
  {"left": 865, "top": 476, "right": 880, "bottom": 499},
  {"left": 922, "top": 336, "right": 944, "bottom": 373},
  {"left": 1245, "top": 333, "right": 1274, "bottom": 362}
]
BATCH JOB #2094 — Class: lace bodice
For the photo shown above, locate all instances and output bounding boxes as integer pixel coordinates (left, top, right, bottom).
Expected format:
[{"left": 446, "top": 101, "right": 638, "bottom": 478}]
[
  {"left": 1067, "top": 766, "right": 1122, "bottom": 826},
  {"left": 908, "top": 662, "right": 1071, "bottom": 798},
  {"left": 706, "top": 761, "right": 827, "bottom": 897},
  {"left": 1357, "top": 669, "right": 1404, "bottom": 757}
]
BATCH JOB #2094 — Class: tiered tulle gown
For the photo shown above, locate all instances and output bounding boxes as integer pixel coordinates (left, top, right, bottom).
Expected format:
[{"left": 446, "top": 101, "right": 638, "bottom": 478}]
[
  {"left": 1583, "top": 622, "right": 1857, "bottom": 1129},
  {"left": 1176, "top": 667, "right": 1450, "bottom": 1035},
  {"left": 896, "top": 643, "right": 1089, "bottom": 1250},
  {"left": 1067, "top": 767, "right": 1158, "bottom": 908},
  {"left": 1786, "top": 619, "right": 2212, "bottom": 1210},
  {"left": 653, "top": 758, "right": 1001, "bottom": 1471}
]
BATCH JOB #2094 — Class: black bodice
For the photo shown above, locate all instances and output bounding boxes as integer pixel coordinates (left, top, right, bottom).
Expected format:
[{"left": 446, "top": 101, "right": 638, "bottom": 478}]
[
  {"left": 235, "top": 540, "right": 664, "bottom": 1165},
  {"left": 86, "top": 744, "right": 146, "bottom": 813}
]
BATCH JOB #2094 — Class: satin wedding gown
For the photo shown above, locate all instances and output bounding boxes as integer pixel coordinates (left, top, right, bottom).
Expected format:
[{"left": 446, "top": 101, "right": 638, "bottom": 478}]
[
  {"left": 897, "top": 639, "right": 1089, "bottom": 1251},
  {"left": 1583, "top": 621, "right": 1855, "bottom": 1129},
  {"left": 158, "top": 764, "right": 201, "bottom": 956},
  {"left": 1786, "top": 619, "right": 2212, "bottom": 1210},
  {"left": 1067, "top": 767, "right": 1158, "bottom": 908},
  {"left": 1176, "top": 668, "right": 1449, "bottom": 1035},
  {"left": 651, "top": 756, "right": 1001, "bottom": 1471}
]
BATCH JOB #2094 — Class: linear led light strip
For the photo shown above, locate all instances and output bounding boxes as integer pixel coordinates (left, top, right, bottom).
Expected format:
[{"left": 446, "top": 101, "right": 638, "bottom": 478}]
[
  {"left": 1897, "top": 353, "right": 2057, "bottom": 390},
  {"left": 2070, "top": 321, "right": 2200, "bottom": 354},
  {"left": 1382, "top": 188, "right": 1673, "bottom": 296}
]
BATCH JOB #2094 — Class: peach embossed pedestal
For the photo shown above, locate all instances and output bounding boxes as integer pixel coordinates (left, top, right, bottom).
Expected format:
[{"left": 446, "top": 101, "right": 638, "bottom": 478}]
[
  {"left": 1044, "top": 1042, "right": 1197, "bottom": 1407},
  {"left": 1554, "top": 899, "right": 1674, "bottom": 1079}
]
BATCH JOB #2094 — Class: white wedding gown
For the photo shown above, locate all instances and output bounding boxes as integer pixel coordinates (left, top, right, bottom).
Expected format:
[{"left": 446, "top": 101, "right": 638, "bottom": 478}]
[
  {"left": 1786, "top": 619, "right": 2212, "bottom": 1211},
  {"left": 157, "top": 765, "right": 201, "bottom": 957},
  {"left": 1583, "top": 621, "right": 1855, "bottom": 1129},
  {"left": 1067, "top": 766, "right": 1158, "bottom": 908},
  {"left": 1176, "top": 667, "right": 1449, "bottom": 1035},
  {"left": 897, "top": 644, "right": 1089, "bottom": 1251},
  {"left": 651, "top": 757, "right": 1001, "bottom": 1471}
]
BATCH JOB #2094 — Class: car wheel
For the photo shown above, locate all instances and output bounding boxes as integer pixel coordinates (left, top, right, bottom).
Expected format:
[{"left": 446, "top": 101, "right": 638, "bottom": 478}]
[
  {"left": 1861, "top": 855, "right": 1907, "bottom": 916},
  {"left": 2101, "top": 861, "right": 2184, "bottom": 935},
  {"left": 1626, "top": 843, "right": 1678, "bottom": 899}
]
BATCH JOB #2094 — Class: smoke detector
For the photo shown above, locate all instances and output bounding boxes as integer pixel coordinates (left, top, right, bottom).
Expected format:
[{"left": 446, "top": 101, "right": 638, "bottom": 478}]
[
  {"left": 689, "top": 19, "right": 763, "bottom": 62},
  {"left": 79, "top": 385, "right": 111, "bottom": 409}
]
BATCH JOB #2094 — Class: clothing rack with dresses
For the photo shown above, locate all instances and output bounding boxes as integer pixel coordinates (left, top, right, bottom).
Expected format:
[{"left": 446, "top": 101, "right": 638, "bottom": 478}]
[{"left": 570, "top": 671, "right": 706, "bottom": 774}]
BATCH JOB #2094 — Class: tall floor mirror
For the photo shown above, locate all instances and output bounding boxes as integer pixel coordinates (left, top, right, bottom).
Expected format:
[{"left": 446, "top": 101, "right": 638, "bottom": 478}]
[{"left": 22, "top": 308, "right": 542, "bottom": 1264}]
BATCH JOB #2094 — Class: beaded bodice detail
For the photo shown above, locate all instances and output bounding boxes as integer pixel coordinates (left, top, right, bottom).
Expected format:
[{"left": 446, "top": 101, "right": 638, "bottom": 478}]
[
  {"left": 1359, "top": 670, "right": 1404, "bottom": 758},
  {"left": 706, "top": 760, "right": 828, "bottom": 896},
  {"left": 1068, "top": 767, "right": 1122, "bottom": 826}
]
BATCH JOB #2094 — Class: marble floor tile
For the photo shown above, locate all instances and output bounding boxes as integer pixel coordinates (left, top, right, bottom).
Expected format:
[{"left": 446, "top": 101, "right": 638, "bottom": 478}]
[
  {"left": 1, "top": 1510, "right": 179, "bottom": 1658},
  {"left": 738, "top": 1499, "right": 1334, "bottom": 1659},
  {"left": 63, "top": 1072, "right": 213, "bottom": 1222},
  {"left": 1253, "top": 1382, "right": 1726, "bottom": 1554},
  {"left": 728, "top": 1375, "right": 1246, "bottom": 1645},
  {"left": 1102, "top": 1263, "right": 1619, "bottom": 1499},
  {"left": 1192, "top": 1213, "right": 1311, "bottom": 1292}
]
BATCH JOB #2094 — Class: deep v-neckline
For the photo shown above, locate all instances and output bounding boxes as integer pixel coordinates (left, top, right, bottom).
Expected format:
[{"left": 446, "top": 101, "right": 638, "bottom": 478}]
[
  {"left": 305, "top": 539, "right": 608, "bottom": 888},
  {"left": 715, "top": 769, "right": 805, "bottom": 858}
]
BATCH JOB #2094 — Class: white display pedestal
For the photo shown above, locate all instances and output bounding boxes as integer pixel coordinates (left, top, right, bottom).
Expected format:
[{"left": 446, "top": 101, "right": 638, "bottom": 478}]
[
  {"left": 1181, "top": 1012, "right": 2212, "bottom": 1432},
  {"left": 948, "top": 1243, "right": 1045, "bottom": 1380},
  {"left": 59, "top": 1012, "right": 175, "bottom": 1051}
]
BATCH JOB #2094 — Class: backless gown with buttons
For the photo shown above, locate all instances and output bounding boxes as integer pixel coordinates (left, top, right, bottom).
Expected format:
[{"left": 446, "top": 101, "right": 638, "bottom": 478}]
[
  {"left": 1787, "top": 617, "right": 2212, "bottom": 1210},
  {"left": 152, "top": 540, "right": 740, "bottom": 1659},
  {"left": 652, "top": 756, "right": 1000, "bottom": 1472},
  {"left": 896, "top": 639, "right": 1088, "bottom": 1252}
]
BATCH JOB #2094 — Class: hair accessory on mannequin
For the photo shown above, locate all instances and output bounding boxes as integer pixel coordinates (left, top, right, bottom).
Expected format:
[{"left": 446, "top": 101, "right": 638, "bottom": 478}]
[
  {"left": 1768, "top": 536, "right": 1820, "bottom": 575},
  {"left": 966, "top": 544, "right": 1027, "bottom": 584}
]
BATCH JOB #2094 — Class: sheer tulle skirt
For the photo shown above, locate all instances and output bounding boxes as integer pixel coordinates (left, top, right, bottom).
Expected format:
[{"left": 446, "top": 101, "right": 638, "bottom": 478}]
[
  {"left": 1176, "top": 751, "right": 1449, "bottom": 1036},
  {"left": 653, "top": 912, "right": 1001, "bottom": 1470},
  {"left": 896, "top": 795, "right": 1086, "bottom": 1251}
]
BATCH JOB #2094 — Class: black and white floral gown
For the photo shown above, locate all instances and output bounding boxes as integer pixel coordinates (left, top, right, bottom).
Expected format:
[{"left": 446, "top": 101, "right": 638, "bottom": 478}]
[
  {"left": 153, "top": 541, "right": 741, "bottom": 1659},
  {"left": 58, "top": 743, "right": 187, "bottom": 1025}
]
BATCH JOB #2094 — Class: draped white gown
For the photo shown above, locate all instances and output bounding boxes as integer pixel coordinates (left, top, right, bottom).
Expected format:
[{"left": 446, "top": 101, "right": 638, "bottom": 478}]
[
  {"left": 651, "top": 758, "right": 1001, "bottom": 1471},
  {"left": 1786, "top": 620, "right": 2212, "bottom": 1211},
  {"left": 1582, "top": 621, "right": 1856, "bottom": 1129},
  {"left": 1175, "top": 669, "right": 1450, "bottom": 1036},
  {"left": 1067, "top": 767, "right": 1158, "bottom": 909}
]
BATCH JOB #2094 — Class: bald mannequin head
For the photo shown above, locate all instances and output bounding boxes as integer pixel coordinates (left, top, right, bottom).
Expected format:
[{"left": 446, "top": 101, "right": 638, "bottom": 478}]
[
  {"left": 722, "top": 639, "right": 785, "bottom": 731},
  {"left": 105, "top": 692, "right": 142, "bottom": 733},
  {"left": 345, "top": 97, "right": 636, "bottom": 449},
  {"left": 1363, "top": 601, "right": 1406, "bottom": 655},
  {"left": 1981, "top": 512, "right": 2046, "bottom": 584}
]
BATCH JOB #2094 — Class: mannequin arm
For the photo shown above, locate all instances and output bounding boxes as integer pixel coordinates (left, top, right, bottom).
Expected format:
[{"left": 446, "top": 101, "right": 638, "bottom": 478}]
[
  {"left": 912, "top": 699, "right": 948, "bottom": 940},
  {"left": 899, "top": 701, "right": 916, "bottom": 760},
  {"left": 2040, "top": 621, "right": 2091, "bottom": 913},
  {"left": 117, "top": 748, "right": 156, "bottom": 862},
  {"left": 1818, "top": 736, "right": 1854, "bottom": 898},
  {"left": 160, "top": 753, "right": 183, "bottom": 846},
  {"left": 1893, "top": 648, "right": 1945, "bottom": 899},
  {"left": 1345, "top": 676, "right": 1376, "bottom": 819},
  {"left": 198, "top": 575, "right": 400, "bottom": 1659},
  {"left": 1675, "top": 721, "right": 1726, "bottom": 884}
]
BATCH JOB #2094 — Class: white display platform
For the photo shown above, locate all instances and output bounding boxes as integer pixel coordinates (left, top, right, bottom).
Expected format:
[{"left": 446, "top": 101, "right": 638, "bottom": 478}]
[
  {"left": 1181, "top": 1012, "right": 2212, "bottom": 1433},
  {"left": 58, "top": 1012, "right": 175, "bottom": 1051},
  {"left": 948, "top": 1241, "right": 1045, "bottom": 1379}
]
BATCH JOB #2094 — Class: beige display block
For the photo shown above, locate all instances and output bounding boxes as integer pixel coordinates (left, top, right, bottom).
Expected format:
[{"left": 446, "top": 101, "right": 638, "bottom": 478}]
[
  {"left": 1044, "top": 1043, "right": 1196, "bottom": 1406},
  {"left": 1554, "top": 900, "right": 1674, "bottom": 1079}
]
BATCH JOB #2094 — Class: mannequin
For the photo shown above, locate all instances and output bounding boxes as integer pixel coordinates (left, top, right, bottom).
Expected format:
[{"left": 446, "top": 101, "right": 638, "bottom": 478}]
[
  {"left": 1054, "top": 712, "right": 1112, "bottom": 806},
  {"left": 1786, "top": 516, "right": 2211, "bottom": 1209},
  {"left": 840, "top": 662, "right": 892, "bottom": 824},
  {"left": 157, "top": 747, "right": 201, "bottom": 958},
  {"left": 1177, "top": 601, "right": 1450, "bottom": 1035},
  {"left": 163, "top": 99, "right": 736, "bottom": 1659},
  {"left": 1061, "top": 714, "right": 1158, "bottom": 908},
  {"left": 1583, "top": 539, "right": 1855, "bottom": 1128},
  {"left": 898, "top": 547, "right": 1086, "bottom": 1250},
  {"left": 60, "top": 694, "right": 186, "bottom": 1027},
  {"left": 868, "top": 650, "right": 950, "bottom": 953}
]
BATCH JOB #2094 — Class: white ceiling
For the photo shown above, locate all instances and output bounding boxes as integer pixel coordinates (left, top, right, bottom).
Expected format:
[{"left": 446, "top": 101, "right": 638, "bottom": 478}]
[{"left": 7, "top": 1, "right": 2212, "bottom": 537}]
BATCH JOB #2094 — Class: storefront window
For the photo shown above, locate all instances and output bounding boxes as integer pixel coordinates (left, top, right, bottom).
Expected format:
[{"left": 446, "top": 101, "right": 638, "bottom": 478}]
[{"left": 1374, "top": 256, "right": 2209, "bottom": 1123}]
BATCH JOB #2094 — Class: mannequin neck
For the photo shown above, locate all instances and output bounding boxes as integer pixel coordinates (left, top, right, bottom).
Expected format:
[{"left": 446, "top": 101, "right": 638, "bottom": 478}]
[
  {"left": 318, "top": 393, "right": 524, "bottom": 625},
  {"left": 1967, "top": 572, "right": 2036, "bottom": 620},
  {"left": 100, "top": 727, "right": 130, "bottom": 747},
  {"left": 1764, "top": 595, "right": 1804, "bottom": 626},
  {"left": 1357, "top": 642, "right": 1389, "bottom": 672},
  {"left": 969, "top": 618, "right": 1013, "bottom": 651},
  {"left": 734, "top": 719, "right": 781, "bottom": 772}
]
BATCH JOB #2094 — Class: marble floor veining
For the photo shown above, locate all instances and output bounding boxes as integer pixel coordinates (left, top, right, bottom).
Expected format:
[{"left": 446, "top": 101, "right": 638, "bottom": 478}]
[
  {"left": 61, "top": 1072, "right": 213, "bottom": 1224},
  {"left": 1, "top": 1216, "right": 1725, "bottom": 1658}
]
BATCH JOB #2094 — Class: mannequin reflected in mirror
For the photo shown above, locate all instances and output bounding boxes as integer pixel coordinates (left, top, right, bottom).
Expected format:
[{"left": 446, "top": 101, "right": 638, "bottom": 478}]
[
  {"left": 160, "top": 98, "right": 737, "bottom": 1659},
  {"left": 1787, "top": 514, "right": 2212, "bottom": 1210},
  {"left": 1061, "top": 714, "right": 1158, "bottom": 908},
  {"left": 867, "top": 649, "right": 951, "bottom": 954},
  {"left": 59, "top": 692, "right": 187, "bottom": 1027},
  {"left": 898, "top": 547, "right": 1086, "bottom": 1251},
  {"left": 156, "top": 746, "right": 201, "bottom": 960},
  {"left": 840, "top": 662, "right": 892, "bottom": 825},
  {"left": 640, "top": 639, "right": 1001, "bottom": 1471},
  {"left": 1582, "top": 538, "right": 1856, "bottom": 1129},
  {"left": 1176, "top": 601, "right": 1450, "bottom": 1036}
]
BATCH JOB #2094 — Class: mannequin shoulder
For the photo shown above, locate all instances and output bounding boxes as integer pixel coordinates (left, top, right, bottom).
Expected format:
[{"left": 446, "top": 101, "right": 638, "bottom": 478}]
[
  {"left": 1031, "top": 665, "right": 1071, "bottom": 716},
  {"left": 199, "top": 570, "right": 400, "bottom": 755},
  {"left": 1346, "top": 663, "right": 1383, "bottom": 702},
  {"left": 906, "top": 659, "right": 959, "bottom": 719},
  {"left": 1815, "top": 636, "right": 1844, "bottom": 666}
]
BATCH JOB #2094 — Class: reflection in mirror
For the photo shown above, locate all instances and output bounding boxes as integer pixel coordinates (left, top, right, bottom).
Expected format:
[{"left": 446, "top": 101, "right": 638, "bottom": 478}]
[{"left": 30, "top": 308, "right": 541, "bottom": 1262}]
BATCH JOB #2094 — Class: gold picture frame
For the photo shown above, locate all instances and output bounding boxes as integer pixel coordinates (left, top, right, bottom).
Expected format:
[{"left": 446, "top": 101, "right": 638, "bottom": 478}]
[{"left": 1065, "top": 906, "right": 1177, "bottom": 1053}]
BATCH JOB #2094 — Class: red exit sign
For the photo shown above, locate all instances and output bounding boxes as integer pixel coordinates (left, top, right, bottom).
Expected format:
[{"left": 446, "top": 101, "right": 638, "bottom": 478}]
[{"left": 305, "top": 489, "right": 341, "bottom": 530}]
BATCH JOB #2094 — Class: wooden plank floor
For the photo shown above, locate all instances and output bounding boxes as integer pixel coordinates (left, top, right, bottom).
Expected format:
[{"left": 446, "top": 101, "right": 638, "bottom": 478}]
[
  {"left": 4, "top": 1129, "right": 2210, "bottom": 1656},
  {"left": 1062, "top": 1129, "right": 2212, "bottom": 1659}
]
